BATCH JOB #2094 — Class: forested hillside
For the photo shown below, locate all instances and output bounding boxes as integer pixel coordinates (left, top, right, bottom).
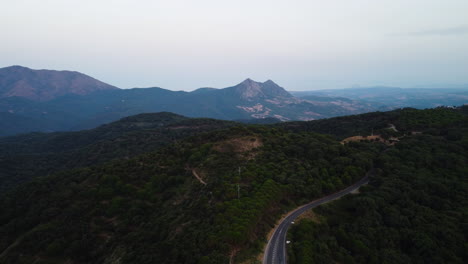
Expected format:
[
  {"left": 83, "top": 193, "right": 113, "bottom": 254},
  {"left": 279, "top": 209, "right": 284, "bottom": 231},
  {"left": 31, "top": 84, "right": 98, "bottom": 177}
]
[
  {"left": 0, "top": 106, "right": 466, "bottom": 264},
  {"left": 288, "top": 107, "right": 468, "bottom": 264},
  {"left": 0, "top": 112, "right": 235, "bottom": 192},
  {"left": 280, "top": 106, "right": 467, "bottom": 139},
  {"left": 0, "top": 120, "right": 380, "bottom": 263}
]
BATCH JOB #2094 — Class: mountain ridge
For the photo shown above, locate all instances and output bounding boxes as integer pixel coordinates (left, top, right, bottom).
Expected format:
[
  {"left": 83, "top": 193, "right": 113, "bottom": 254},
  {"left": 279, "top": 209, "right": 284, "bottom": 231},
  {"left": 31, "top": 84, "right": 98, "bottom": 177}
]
[
  {"left": 3, "top": 65, "right": 465, "bottom": 137},
  {"left": 0, "top": 66, "right": 383, "bottom": 136}
]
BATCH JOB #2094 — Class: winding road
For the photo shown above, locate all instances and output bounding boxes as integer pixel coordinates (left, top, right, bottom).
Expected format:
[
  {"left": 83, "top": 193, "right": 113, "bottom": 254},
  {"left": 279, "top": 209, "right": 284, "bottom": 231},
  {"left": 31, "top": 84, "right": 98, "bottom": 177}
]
[{"left": 263, "top": 175, "right": 370, "bottom": 264}]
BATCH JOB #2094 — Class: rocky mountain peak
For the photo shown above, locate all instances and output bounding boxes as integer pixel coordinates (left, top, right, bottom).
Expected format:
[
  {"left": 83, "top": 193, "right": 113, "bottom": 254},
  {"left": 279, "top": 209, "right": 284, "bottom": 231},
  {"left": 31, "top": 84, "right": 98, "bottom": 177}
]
[
  {"left": 261, "top": 80, "right": 292, "bottom": 98},
  {"left": 240, "top": 78, "right": 257, "bottom": 85},
  {"left": 232, "top": 78, "right": 292, "bottom": 100},
  {"left": 235, "top": 78, "right": 263, "bottom": 98}
]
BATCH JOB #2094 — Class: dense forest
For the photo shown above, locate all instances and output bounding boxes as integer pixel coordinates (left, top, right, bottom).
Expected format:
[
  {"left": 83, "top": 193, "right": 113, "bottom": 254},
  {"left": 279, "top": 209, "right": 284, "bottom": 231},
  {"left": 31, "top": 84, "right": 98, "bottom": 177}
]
[
  {"left": 0, "top": 112, "right": 236, "bottom": 192},
  {"left": 0, "top": 106, "right": 466, "bottom": 263},
  {"left": 288, "top": 107, "right": 468, "bottom": 264}
]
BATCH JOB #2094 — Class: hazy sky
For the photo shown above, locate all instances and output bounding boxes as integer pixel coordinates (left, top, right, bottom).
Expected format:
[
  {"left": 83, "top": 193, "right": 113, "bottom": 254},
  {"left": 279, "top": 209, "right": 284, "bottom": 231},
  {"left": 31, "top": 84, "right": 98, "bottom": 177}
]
[{"left": 1, "top": 0, "right": 468, "bottom": 90}]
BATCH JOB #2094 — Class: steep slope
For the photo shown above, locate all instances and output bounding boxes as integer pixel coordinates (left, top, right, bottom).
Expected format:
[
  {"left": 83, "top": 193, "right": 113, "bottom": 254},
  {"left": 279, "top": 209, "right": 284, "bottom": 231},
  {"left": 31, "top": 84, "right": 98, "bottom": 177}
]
[{"left": 0, "top": 66, "right": 117, "bottom": 101}]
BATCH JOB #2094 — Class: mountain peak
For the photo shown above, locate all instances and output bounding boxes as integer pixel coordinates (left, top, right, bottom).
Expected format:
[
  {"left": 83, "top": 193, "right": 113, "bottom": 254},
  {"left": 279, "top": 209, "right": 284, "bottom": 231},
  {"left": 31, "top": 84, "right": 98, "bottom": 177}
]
[
  {"left": 231, "top": 78, "right": 292, "bottom": 100},
  {"left": 0, "top": 65, "right": 118, "bottom": 101},
  {"left": 1, "top": 65, "right": 34, "bottom": 74},
  {"left": 4, "top": 65, "right": 30, "bottom": 70},
  {"left": 239, "top": 78, "right": 258, "bottom": 85}
]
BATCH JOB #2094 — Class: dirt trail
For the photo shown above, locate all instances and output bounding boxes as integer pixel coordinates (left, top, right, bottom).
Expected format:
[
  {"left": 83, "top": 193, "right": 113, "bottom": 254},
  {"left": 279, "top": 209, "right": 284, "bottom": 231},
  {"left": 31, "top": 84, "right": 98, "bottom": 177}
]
[
  {"left": 0, "top": 228, "right": 33, "bottom": 260},
  {"left": 388, "top": 123, "right": 398, "bottom": 132},
  {"left": 229, "top": 248, "right": 239, "bottom": 264},
  {"left": 191, "top": 169, "right": 207, "bottom": 185}
]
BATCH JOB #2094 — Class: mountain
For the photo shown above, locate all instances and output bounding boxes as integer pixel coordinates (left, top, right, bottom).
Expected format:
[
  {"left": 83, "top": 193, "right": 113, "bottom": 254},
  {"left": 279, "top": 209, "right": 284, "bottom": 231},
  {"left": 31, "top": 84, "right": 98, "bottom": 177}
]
[
  {"left": 0, "top": 66, "right": 117, "bottom": 101},
  {"left": 291, "top": 86, "right": 468, "bottom": 109},
  {"left": 0, "top": 67, "right": 382, "bottom": 137},
  {"left": 0, "top": 107, "right": 466, "bottom": 263},
  {"left": 2, "top": 66, "right": 466, "bottom": 138},
  {"left": 226, "top": 78, "right": 292, "bottom": 100},
  {"left": 188, "top": 78, "right": 363, "bottom": 121}
]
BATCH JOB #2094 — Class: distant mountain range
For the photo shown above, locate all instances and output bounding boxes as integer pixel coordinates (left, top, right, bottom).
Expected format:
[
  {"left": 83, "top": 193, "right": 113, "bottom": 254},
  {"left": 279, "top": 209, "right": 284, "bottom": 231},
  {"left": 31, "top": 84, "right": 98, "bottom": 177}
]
[
  {"left": 291, "top": 86, "right": 468, "bottom": 109},
  {"left": 0, "top": 66, "right": 381, "bottom": 136},
  {"left": 0, "top": 66, "right": 466, "bottom": 137}
]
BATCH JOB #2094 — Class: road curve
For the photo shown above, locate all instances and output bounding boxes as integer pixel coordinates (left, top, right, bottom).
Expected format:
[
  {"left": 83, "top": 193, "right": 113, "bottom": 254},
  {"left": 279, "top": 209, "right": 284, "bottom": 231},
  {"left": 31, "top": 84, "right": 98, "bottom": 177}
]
[{"left": 263, "top": 175, "right": 370, "bottom": 264}]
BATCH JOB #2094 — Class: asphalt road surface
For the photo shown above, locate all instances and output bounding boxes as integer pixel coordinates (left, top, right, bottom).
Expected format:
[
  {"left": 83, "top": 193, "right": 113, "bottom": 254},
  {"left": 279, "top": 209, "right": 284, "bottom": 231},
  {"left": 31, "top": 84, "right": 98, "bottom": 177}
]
[{"left": 263, "top": 175, "right": 370, "bottom": 264}]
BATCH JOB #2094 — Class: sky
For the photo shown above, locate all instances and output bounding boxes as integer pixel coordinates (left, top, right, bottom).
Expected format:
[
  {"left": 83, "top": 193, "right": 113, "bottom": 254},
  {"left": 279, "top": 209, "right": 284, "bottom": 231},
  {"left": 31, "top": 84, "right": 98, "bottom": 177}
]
[{"left": 1, "top": 0, "right": 468, "bottom": 91}]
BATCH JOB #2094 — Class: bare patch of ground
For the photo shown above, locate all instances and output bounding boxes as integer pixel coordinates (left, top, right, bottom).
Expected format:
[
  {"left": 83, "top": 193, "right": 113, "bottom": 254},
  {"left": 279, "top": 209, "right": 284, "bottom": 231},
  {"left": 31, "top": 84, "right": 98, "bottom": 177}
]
[
  {"left": 341, "top": 135, "right": 399, "bottom": 146},
  {"left": 388, "top": 123, "right": 399, "bottom": 132},
  {"left": 167, "top": 125, "right": 209, "bottom": 130},
  {"left": 213, "top": 136, "right": 262, "bottom": 156},
  {"left": 272, "top": 114, "right": 289, "bottom": 121},
  {"left": 237, "top": 104, "right": 266, "bottom": 113}
]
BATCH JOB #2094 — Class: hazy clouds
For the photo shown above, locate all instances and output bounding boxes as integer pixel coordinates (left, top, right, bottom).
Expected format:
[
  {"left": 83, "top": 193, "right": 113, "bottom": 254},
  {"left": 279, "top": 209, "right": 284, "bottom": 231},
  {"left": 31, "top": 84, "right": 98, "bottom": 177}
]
[
  {"left": 405, "top": 25, "right": 468, "bottom": 36},
  {"left": 1, "top": 0, "right": 468, "bottom": 90}
]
